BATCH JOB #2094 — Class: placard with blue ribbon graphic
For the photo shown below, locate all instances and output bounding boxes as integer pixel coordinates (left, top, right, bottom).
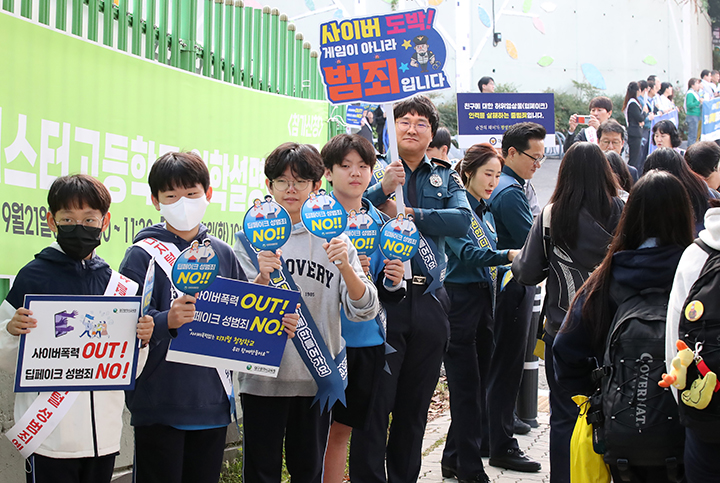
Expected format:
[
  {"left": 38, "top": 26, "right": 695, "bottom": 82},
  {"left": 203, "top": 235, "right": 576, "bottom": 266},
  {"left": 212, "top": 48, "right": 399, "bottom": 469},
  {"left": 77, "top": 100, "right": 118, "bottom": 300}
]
[
  {"left": 379, "top": 214, "right": 420, "bottom": 262},
  {"left": 345, "top": 208, "right": 380, "bottom": 256},
  {"left": 171, "top": 239, "right": 219, "bottom": 294},
  {"left": 319, "top": 8, "right": 449, "bottom": 105},
  {"left": 165, "top": 276, "right": 300, "bottom": 377},
  {"left": 242, "top": 196, "right": 292, "bottom": 251},
  {"left": 301, "top": 190, "right": 347, "bottom": 240}
]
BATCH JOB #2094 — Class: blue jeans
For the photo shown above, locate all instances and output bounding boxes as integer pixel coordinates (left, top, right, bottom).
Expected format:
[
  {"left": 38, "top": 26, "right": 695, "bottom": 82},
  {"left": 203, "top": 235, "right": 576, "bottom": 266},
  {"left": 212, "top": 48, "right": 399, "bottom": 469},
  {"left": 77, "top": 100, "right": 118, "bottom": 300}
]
[{"left": 687, "top": 115, "right": 700, "bottom": 147}]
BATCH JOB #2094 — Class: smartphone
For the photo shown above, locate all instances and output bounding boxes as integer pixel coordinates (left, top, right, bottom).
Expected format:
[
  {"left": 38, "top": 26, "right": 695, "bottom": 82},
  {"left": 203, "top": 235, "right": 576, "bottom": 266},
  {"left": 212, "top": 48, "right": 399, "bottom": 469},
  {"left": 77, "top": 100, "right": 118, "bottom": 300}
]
[{"left": 576, "top": 115, "right": 591, "bottom": 125}]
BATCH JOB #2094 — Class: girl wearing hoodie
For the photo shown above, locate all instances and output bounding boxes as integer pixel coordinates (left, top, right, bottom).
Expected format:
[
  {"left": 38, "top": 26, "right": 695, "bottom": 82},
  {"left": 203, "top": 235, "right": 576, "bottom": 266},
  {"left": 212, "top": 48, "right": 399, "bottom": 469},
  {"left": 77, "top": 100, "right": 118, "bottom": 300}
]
[{"left": 554, "top": 170, "right": 694, "bottom": 482}]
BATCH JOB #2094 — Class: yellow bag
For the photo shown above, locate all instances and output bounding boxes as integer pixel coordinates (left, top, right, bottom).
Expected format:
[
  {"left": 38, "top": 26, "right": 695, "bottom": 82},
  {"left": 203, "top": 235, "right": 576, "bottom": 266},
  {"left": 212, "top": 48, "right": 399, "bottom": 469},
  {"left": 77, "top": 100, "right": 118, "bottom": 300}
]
[{"left": 570, "top": 395, "right": 610, "bottom": 483}]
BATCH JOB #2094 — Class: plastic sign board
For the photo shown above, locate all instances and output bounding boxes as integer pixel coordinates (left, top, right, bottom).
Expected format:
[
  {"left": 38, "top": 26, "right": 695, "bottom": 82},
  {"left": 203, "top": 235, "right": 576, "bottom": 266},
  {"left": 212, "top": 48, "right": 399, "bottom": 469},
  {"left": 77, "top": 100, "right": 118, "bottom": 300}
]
[
  {"left": 301, "top": 191, "right": 347, "bottom": 241},
  {"left": 457, "top": 93, "right": 556, "bottom": 149},
  {"left": 171, "top": 239, "right": 220, "bottom": 294},
  {"left": 379, "top": 215, "right": 420, "bottom": 262},
  {"left": 319, "top": 8, "right": 450, "bottom": 105},
  {"left": 345, "top": 208, "right": 380, "bottom": 256},
  {"left": 166, "top": 277, "right": 300, "bottom": 377},
  {"left": 16, "top": 295, "right": 142, "bottom": 392},
  {"left": 243, "top": 196, "right": 292, "bottom": 251}
]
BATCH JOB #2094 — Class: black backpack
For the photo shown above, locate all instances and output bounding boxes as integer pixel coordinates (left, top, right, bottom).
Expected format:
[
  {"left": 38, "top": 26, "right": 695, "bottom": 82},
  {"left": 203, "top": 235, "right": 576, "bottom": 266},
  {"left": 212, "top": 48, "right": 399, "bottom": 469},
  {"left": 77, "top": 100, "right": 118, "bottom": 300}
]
[
  {"left": 678, "top": 239, "right": 720, "bottom": 443},
  {"left": 598, "top": 282, "right": 685, "bottom": 481}
]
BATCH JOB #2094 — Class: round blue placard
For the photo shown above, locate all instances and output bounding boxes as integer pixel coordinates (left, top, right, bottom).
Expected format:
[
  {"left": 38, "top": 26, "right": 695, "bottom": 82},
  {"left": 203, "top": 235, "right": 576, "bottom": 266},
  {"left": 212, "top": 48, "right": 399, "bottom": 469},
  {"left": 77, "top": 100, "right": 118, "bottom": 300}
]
[
  {"left": 379, "top": 214, "right": 420, "bottom": 262},
  {"left": 243, "top": 196, "right": 292, "bottom": 251},
  {"left": 301, "top": 190, "right": 347, "bottom": 240},
  {"left": 171, "top": 238, "right": 220, "bottom": 294},
  {"left": 345, "top": 208, "right": 380, "bottom": 256}
]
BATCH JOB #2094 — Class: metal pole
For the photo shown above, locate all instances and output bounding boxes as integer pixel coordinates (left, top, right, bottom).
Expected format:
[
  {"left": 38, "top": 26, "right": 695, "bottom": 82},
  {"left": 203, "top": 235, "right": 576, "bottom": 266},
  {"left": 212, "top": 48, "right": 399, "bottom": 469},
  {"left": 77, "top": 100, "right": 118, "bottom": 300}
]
[
  {"left": 517, "top": 285, "right": 542, "bottom": 427},
  {"left": 232, "top": 0, "right": 243, "bottom": 85},
  {"left": 213, "top": 0, "right": 223, "bottom": 79},
  {"left": 223, "top": 0, "right": 232, "bottom": 82},
  {"left": 158, "top": 0, "right": 169, "bottom": 63},
  {"left": 20, "top": 0, "right": 30, "bottom": 18},
  {"left": 56, "top": 0, "right": 67, "bottom": 30},
  {"left": 102, "top": 0, "right": 113, "bottom": 44},
  {"left": 260, "top": 6, "right": 270, "bottom": 91},
  {"left": 270, "top": 8, "right": 279, "bottom": 93},
  {"left": 87, "top": 0, "right": 98, "bottom": 40},
  {"left": 250, "top": 7, "right": 261, "bottom": 89},
  {"left": 144, "top": 0, "right": 156, "bottom": 59},
  {"left": 242, "top": 5, "right": 252, "bottom": 87},
  {"left": 118, "top": 0, "right": 129, "bottom": 51},
  {"left": 202, "top": 0, "right": 212, "bottom": 75},
  {"left": 293, "top": 32, "right": 302, "bottom": 97},
  {"left": 301, "top": 41, "right": 310, "bottom": 99},
  {"left": 71, "top": 0, "right": 82, "bottom": 34}
]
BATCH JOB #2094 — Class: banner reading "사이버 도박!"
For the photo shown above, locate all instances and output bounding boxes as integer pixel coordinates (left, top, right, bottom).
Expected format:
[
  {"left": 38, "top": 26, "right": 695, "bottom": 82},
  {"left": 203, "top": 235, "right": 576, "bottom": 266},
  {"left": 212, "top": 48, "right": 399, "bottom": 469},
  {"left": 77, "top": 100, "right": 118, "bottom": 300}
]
[{"left": 319, "top": 8, "right": 449, "bottom": 105}]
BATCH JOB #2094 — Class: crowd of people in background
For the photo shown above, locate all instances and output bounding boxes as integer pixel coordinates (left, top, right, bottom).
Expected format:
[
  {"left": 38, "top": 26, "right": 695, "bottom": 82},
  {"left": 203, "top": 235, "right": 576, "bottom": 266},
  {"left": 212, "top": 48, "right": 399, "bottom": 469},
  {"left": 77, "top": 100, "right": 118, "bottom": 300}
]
[{"left": 5, "top": 62, "right": 720, "bottom": 483}]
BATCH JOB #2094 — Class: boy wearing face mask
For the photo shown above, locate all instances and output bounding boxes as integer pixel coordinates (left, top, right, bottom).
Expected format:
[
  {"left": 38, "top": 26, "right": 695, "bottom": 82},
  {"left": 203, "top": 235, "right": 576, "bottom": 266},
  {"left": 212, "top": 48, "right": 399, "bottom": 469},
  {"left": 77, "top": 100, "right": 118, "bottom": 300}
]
[
  {"left": 118, "top": 152, "right": 252, "bottom": 483},
  {"left": 0, "top": 174, "right": 154, "bottom": 483}
]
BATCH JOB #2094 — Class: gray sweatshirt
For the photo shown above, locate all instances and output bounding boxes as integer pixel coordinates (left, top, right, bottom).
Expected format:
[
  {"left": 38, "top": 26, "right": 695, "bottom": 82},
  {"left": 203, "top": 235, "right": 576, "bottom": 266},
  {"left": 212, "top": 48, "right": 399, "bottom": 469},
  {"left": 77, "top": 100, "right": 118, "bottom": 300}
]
[{"left": 233, "top": 222, "right": 379, "bottom": 397}]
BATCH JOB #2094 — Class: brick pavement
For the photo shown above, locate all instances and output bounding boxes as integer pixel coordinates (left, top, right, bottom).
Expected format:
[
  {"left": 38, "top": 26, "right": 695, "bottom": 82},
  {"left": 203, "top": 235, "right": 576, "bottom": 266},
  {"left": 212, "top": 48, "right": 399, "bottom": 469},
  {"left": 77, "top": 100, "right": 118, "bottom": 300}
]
[{"left": 419, "top": 393, "right": 551, "bottom": 483}]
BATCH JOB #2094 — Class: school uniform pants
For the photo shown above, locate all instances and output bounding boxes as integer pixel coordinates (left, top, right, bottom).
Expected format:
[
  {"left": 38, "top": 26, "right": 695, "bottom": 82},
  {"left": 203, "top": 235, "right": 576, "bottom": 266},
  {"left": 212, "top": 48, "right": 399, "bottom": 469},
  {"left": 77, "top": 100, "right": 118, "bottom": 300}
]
[
  {"left": 441, "top": 282, "right": 494, "bottom": 479},
  {"left": 133, "top": 425, "right": 227, "bottom": 483},
  {"left": 685, "top": 427, "right": 720, "bottom": 483},
  {"left": 628, "top": 135, "right": 644, "bottom": 171},
  {"left": 26, "top": 453, "right": 116, "bottom": 483},
  {"left": 349, "top": 284, "right": 450, "bottom": 483},
  {"left": 487, "top": 279, "right": 534, "bottom": 456},
  {"left": 241, "top": 394, "right": 330, "bottom": 483},
  {"left": 545, "top": 334, "right": 578, "bottom": 483}
]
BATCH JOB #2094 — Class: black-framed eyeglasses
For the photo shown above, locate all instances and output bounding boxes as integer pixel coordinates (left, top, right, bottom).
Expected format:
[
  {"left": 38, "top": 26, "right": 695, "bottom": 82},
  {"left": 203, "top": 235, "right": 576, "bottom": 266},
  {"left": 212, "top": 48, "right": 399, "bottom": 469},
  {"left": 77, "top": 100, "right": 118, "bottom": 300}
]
[
  {"left": 519, "top": 150, "right": 546, "bottom": 167},
  {"left": 55, "top": 216, "right": 104, "bottom": 232}
]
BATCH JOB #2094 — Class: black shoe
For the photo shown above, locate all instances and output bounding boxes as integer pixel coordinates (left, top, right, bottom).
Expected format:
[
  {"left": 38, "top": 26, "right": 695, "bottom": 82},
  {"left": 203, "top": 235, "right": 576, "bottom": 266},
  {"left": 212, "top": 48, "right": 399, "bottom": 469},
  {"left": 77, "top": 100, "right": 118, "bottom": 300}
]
[
  {"left": 458, "top": 473, "right": 490, "bottom": 483},
  {"left": 489, "top": 448, "right": 541, "bottom": 472},
  {"left": 441, "top": 463, "right": 457, "bottom": 479},
  {"left": 513, "top": 414, "right": 531, "bottom": 435}
]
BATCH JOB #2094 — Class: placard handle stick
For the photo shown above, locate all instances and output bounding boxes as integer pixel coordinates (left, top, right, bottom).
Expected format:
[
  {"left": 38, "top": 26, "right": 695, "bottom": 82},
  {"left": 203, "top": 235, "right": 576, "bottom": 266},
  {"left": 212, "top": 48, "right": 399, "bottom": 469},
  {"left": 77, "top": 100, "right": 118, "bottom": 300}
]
[
  {"left": 384, "top": 102, "right": 405, "bottom": 215},
  {"left": 383, "top": 102, "right": 412, "bottom": 280}
]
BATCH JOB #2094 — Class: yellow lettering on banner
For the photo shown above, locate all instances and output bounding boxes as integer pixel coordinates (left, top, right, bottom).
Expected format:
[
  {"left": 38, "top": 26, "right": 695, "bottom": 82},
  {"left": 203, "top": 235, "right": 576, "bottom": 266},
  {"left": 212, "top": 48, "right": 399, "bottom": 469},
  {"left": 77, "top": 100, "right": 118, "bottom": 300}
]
[
  {"left": 360, "top": 18, "right": 380, "bottom": 38},
  {"left": 177, "top": 272, "right": 189, "bottom": 284},
  {"left": 322, "top": 23, "right": 340, "bottom": 43}
]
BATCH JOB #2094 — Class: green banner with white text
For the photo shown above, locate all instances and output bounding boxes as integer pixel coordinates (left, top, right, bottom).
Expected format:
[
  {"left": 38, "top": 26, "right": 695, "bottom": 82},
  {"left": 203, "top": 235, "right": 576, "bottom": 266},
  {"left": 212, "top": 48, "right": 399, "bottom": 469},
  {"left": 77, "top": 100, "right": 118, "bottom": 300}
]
[{"left": 0, "top": 12, "right": 328, "bottom": 278}]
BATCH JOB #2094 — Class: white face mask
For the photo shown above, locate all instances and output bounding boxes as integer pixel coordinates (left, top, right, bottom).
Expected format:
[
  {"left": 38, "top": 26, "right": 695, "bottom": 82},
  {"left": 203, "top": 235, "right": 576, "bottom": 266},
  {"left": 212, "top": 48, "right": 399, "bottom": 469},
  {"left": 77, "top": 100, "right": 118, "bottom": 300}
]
[{"left": 159, "top": 195, "right": 209, "bottom": 231}]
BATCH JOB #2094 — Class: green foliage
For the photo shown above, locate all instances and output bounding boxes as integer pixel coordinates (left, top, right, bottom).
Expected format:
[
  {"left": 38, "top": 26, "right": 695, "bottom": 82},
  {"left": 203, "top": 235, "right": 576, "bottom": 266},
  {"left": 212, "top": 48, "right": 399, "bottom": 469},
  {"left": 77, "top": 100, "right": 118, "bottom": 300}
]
[{"left": 495, "top": 82, "right": 519, "bottom": 93}]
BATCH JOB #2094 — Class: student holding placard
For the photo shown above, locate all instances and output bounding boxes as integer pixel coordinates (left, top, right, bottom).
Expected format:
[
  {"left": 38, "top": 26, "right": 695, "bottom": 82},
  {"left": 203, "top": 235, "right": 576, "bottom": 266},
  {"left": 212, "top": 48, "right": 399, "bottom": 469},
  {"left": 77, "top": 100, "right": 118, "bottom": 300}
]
[
  {"left": 233, "top": 142, "right": 379, "bottom": 483},
  {"left": 352, "top": 95, "right": 472, "bottom": 483},
  {"left": 0, "top": 174, "right": 154, "bottom": 483},
  {"left": 319, "top": 134, "right": 406, "bottom": 483},
  {"left": 117, "top": 152, "right": 289, "bottom": 483}
]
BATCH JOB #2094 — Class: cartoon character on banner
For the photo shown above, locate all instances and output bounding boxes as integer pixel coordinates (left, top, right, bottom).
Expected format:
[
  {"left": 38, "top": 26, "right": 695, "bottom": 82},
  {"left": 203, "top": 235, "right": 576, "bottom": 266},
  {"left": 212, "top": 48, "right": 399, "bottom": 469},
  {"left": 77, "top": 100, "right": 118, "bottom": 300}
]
[
  {"left": 301, "top": 191, "right": 347, "bottom": 264},
  {"left": 379, "top": 215, "right": 420, "bottom": 262},
  {"left": 171, "top": 238, "right": 220, "bottom": 294},
  {"left": 410, "top": 35, "right": 439, "bottom": 72}
]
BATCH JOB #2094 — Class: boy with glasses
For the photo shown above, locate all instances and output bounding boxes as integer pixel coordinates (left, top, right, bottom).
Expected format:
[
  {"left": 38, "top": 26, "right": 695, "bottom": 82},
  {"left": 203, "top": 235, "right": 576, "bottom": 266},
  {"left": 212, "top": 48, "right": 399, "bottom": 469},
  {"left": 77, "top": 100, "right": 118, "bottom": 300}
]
[
  {"left": 0, "top": 174, "right": 154, "bottom": 483},
  {"left": 233, "top": 142, "right": 379, "bottom": 483}
]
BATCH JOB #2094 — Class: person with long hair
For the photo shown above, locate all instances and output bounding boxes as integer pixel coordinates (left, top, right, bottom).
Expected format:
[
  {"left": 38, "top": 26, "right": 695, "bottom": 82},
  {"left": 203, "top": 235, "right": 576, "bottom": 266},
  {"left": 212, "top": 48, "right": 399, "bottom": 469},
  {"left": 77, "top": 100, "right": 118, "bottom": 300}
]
[
  {"left": 440, "top": 143, "right": 519, "bottom": 483},
  {"left": 554, "top": 170, "right": 693, "bottom": 482},
  {"left": 652, "top": 120, "right": 683, "bottom": 153},
  {"left": 685, "top": 141, "right": 720, "bottom": 193},
  {"left": 512, "top": 142, "right": 624, "bottom": 483},
  {"left": 643, "top": 147, "right": 710, "bottom": 234},
  {"left": 624, "top": 81, "right": 645, "bottom": 170},
  {"left": 605, "top": 150, "right": 634, "bottom": 200}
]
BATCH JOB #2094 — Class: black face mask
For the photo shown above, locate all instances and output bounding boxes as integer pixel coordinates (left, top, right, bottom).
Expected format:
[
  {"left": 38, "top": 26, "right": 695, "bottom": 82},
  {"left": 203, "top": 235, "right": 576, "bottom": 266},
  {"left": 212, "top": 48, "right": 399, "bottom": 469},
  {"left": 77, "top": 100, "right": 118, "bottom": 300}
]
[{"left": 56, "top": 225, "right": 102, "bottom": 260}]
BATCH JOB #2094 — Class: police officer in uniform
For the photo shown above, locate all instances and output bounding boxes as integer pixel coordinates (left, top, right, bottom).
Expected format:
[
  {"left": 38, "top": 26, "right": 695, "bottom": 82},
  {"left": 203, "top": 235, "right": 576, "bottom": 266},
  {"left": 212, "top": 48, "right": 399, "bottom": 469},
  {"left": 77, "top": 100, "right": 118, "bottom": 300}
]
[
  {"left": 350, "top": 95, "right": 472, "bottom": 483},
  {"left": 486, "top": 122, "right": 546, "bottom": 473}
]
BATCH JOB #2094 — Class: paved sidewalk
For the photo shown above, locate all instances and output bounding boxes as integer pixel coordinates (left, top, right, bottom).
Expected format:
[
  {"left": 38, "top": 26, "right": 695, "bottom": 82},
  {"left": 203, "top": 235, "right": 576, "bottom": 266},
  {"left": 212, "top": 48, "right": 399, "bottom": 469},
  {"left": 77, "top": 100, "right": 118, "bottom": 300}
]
[{"left": 419, "top": 394, "right": 551, "bottom": 483}]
